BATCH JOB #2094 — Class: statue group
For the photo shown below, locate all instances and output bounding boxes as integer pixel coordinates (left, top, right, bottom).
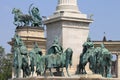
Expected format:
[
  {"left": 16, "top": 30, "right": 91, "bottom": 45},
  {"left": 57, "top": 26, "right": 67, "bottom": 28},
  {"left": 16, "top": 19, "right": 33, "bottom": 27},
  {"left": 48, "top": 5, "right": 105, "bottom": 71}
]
[
  {"left": 13, "top": 34, "right": 112, "bottom": 78},
  {"left": 13, "top": 34, "right": 73, "bottom": 78},
  {"left": 12, "top": 4, "right": 42, "bottom": 27},
  {"left": 12, "top": 5, "right": 112, "bottom": 78},
  {"left": 77, "top": 36, "right": 112, "bottom": 78}
]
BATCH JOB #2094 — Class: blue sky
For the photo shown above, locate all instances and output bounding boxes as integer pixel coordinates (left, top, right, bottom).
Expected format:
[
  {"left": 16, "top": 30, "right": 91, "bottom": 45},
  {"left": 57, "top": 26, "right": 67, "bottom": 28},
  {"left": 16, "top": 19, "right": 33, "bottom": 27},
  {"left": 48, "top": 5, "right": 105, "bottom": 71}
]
[{"left": 0, "top": 0, "right": 120, "bottom": 53}]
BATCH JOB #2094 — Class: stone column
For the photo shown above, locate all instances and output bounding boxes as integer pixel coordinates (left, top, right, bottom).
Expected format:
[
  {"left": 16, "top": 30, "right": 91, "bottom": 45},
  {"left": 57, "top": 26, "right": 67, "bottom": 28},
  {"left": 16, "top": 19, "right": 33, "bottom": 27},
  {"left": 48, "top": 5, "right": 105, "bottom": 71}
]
[
  {"left": 58, "top": 0, "right": 77, "bottom": 5},
  {"left": 117, "top": 54, "right": 120, "bottom": 78},
  {"left": 55, "top": 0, "right": 80, "bottom": 13}
]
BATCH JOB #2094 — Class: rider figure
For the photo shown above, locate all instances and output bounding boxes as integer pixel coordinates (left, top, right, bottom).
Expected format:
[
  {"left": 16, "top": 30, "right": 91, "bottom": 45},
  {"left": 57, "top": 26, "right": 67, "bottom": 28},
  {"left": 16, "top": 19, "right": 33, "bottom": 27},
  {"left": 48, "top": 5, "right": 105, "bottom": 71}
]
[
  {"left": 49, "top": 37, "right": 63, "bottom": 55},
  {"left": 31, "top": 7, "right": 42, "bottom": 26},
  {"left": 14, "top": 33, "right": 22, "bottom": 47},
  {"left": 53, "top": 37, "right": 63, "bottom": 55},
  {"left": 82, "top": 36, "right": 94, "bottom": 54}
]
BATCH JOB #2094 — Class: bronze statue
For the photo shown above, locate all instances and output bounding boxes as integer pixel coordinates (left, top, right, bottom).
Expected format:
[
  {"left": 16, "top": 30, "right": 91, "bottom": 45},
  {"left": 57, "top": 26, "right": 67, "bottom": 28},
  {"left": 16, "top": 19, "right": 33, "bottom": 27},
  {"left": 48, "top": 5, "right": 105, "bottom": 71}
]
[
  {"left": 44, "top": 48, "right": 73, "bottom": 77},
  {"left": 47, "top": 37, "right": 63, "bottom": 55},
  {"left": 94, "top": 44, "right": 112, "bottom": 77},
  {"left": 13, "top": 33, "right": 23, "bottom": 78},
  {"left": 29, "top": 4, "right": 43, "bottom": 27},
  {"left": 12, "top": 34, "right": 73, "bottom": 77},
  {"left": 42, "top": 37, "right": 73, "bottom": 76},
  {"left": 12, "top": 4, "right": 43, "bottom": 27},
  {"left": 29, "top": 42, "right": 43, "bottom": 76},
  {"left": 78, "top": 36, "right": 112, "bottom": 78},
  {"left": 36, "top": 53, "right": 45, "bottom": 76},
  {"left": 13, "top": 33, "right": 30, "bottom": 78},
  {"left": 78, "top": 36, "right": 94, "bottom": 74},
  {"left": 12, "top": 8, "right": 32, "bottom": 26}
]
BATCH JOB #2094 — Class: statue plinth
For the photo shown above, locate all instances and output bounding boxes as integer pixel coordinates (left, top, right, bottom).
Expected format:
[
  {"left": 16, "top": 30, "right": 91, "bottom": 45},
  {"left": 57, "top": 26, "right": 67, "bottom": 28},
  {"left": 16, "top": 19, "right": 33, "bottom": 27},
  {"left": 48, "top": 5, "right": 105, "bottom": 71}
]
[{"left": 10, "top": 75, "right": 119, "bottom": 80}]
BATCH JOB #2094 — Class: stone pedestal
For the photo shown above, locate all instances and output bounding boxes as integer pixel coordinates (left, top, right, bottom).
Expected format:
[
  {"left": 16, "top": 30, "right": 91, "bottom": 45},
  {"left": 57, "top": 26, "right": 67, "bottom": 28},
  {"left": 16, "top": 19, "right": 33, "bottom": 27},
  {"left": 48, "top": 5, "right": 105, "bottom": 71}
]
[{"left": 10, "top": 75, "right": 120, "bottom": 80}]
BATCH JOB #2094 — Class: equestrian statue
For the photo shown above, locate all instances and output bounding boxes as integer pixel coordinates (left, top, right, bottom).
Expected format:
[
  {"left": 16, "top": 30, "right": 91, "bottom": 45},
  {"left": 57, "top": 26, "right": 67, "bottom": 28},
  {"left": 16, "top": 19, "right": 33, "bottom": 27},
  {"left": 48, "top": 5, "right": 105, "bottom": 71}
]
[
  {"left": 13, "top": 33, "right": 30, "bottom": 78},
  {"left": 43, "top": 37, "right": 73, "bottom": 77},
  {"left": 77, "top": 36, "right": 112, "bottom": 78}
]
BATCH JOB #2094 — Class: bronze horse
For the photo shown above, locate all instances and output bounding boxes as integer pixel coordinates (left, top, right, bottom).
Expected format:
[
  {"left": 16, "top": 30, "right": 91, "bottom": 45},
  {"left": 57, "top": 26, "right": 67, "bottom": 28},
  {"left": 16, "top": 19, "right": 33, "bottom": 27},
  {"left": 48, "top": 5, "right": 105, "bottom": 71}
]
[
  {"left": 78, "top": 44, "right": 112, "bottom": 77},
  {"left": 12, "top": 8, "right": 32, "bottom": 26},
  {"left": 44, "top": 48, "right": 73, "bottom": 77}
]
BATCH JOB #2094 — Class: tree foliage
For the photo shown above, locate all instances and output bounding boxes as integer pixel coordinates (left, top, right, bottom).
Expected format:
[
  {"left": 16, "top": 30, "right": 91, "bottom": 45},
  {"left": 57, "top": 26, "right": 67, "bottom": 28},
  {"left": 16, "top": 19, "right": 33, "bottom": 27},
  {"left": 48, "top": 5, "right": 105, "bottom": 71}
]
[{"left": 0, "top": 46, "right": 12, "bottom": 80}]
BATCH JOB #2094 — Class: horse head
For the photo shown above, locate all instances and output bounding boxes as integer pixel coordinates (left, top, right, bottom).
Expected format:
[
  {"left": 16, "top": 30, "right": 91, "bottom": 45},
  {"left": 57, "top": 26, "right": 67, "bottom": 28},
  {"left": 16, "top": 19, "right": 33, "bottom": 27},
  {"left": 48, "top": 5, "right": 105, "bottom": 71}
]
[
  {"left": 12, "top": 8, "right": 18, "bottom": 14},
  {"left": 34, "top": 48, "right": 42, "bottom": 56},
  {"left": 12, "top": 8, "right": 23, "bottom": 15}
]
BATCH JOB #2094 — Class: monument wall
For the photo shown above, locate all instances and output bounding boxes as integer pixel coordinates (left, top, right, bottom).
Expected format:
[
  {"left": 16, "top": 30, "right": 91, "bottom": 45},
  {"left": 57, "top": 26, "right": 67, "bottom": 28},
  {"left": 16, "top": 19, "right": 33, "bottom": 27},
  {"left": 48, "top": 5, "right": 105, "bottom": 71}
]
[
  {"left": 62, "top": 21, "right": 89, "bottom": 68},
  {"left": 46, "top": 22, "right": 62, "bottom": 50}
]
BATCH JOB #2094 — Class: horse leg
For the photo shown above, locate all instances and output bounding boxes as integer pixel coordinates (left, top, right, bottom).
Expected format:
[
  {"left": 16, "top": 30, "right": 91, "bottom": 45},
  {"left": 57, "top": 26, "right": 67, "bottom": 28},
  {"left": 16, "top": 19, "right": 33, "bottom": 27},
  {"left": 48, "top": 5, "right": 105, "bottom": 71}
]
[
  {"left": 32, "top": 71, "right": 34, "bottom": 76},
  {"left": 80, "top": 66, "right": 83, "bottom": 74},
  {"left": 18, "top": 67, "right": 21, "bottom": 78},
  {"left": 82, "top": 63, "right": 87, "bottom": 74},
  {"left": 37, "top": 70, "right": 40, "bottom": 76},
  {"left": 66, "top": 63, "right": 70, "bottom": 76},
  {"left": 16, "top": 68, "right": 19, "bottom": 78},
  {"left": 40, "top": 71, "right": 43, "bottom": 76},
  {"left": 106, "top": 66, "right": 112, "bottom": 78},
  {"left": 79, "top": 64, "right": 84, "bottom": 74},
  {"left": 100, "top": 65, "right": 104, "bottom": 77},
  {"left": 66, "top": 67, "right": 70, "bottom": 77},
  {"left": 23, "top": 67, "right": 27, "bottom": 78},
  {"left": 49, "top": 68, "right": 54, "bottom": 76},
  {"left": 23, "top": 69, "right": 25, "bottom": 78},
  {"left": 44, "top": 67, "right": 47, "bottom": 77},
  {"left": 44, "top": 71, "right": 46, "bottom": 77},
  {"left": 56, "top": 68, "right": 60, "bottom": 72}
]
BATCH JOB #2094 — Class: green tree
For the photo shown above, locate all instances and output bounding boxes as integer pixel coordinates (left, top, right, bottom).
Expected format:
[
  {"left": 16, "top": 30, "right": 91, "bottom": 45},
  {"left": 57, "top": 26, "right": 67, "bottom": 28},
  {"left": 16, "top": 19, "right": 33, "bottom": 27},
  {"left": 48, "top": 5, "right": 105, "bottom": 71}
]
[{"left": 0, "top": 46, "right": 12, "bottom": 80}]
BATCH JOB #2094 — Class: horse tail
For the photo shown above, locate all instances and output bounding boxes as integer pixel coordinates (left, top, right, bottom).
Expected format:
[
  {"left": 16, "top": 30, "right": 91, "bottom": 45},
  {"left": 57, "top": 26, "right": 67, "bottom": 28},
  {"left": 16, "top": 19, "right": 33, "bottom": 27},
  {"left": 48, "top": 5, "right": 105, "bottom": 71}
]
[{"left": 65, "top": 48, "right": 73, "bottom": 66}]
